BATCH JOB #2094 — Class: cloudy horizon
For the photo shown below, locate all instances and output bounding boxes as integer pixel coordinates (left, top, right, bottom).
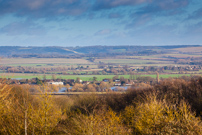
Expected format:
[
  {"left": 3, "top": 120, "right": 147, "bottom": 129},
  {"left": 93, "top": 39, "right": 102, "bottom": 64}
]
[{"left": 0, "top": 0, "right": 202, "bottom": 46}]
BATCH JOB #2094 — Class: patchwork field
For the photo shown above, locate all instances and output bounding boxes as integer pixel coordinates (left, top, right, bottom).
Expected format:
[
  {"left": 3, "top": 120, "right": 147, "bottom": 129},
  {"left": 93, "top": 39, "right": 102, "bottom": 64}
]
[
  {"left": 0, "top": 73, "right": 196, "bottom": 81},
  {"left": 94, "top": 59, "right": 174, "bottom": 66},
  {"left": 173, "top": 47, "right": 202, "bottom": 53},
  {"left": 1, "top": 46, "right": 202, "bottom": 81},
  {"left": 0, "top": 58, "right": 92, "bottom": 65}
]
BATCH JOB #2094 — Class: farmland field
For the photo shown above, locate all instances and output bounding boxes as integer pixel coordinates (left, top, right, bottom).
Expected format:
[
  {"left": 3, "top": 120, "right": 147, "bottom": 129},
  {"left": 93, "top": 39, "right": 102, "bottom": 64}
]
[
  {"left": 95, "top": 59, "right": 173, "bottom": 64},
  {"left": 0, "top": 73, "right": 197, "bottom": 81},
  {"left": 0, "top": 58, "right": 92, "bottom": 65},
  {"left": 173, "top": 47, "right": 202, "bottom": 53},
  {"left": 1, "top": 47, "right": 202, "bottom": 82}
]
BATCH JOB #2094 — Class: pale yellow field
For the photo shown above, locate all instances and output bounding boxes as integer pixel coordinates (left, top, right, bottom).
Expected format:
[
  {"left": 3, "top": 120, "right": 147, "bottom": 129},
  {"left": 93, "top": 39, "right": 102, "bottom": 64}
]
[
  {"left": 0, "top": 58, "right": 92, "bottom": 65},
  {"left": 173, "top": 47, "right": 202, "bottom": 53}
]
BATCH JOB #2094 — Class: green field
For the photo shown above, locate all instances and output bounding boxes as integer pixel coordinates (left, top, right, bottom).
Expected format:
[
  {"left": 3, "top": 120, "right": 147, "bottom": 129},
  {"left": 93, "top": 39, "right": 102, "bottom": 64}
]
[
  {"left": 95, "top": 59, "right": 173, "bottom": 65},
  {"left": 0, "top": 73, "right": 198, "bottom": 81}
]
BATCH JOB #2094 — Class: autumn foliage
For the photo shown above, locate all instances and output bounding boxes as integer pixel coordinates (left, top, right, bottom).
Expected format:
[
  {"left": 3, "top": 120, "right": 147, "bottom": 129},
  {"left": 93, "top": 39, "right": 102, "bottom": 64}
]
[{"left": 1, "top": 76, "right": 202, "bottom": 134}]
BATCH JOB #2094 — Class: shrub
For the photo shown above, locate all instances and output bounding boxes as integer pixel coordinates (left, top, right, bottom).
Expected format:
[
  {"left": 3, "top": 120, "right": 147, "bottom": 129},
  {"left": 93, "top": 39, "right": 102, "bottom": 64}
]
[
  {"left": 70, "top": 94, "right": 106, "bottom": 115},
  {"left": 66, "top": 109, "right": 131, "bottom": 134},
  {"left": 123, "top": 93, "right": 202, "bottom": 134},
  {"left": 155, "top": 78, "right": 202, "bottom": 116}
]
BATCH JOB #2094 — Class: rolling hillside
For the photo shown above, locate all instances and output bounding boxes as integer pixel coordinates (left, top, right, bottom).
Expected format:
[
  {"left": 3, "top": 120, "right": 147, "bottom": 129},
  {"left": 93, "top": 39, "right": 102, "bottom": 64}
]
[{"left": 0, "top": 45, "right": 200, "bottom": 57}]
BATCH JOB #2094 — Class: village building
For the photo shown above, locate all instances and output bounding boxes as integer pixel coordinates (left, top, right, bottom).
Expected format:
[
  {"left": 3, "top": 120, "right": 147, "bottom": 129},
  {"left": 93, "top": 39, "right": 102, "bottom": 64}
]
[{"left": 47, "top": 81, "right": 64, "bottom": 85}]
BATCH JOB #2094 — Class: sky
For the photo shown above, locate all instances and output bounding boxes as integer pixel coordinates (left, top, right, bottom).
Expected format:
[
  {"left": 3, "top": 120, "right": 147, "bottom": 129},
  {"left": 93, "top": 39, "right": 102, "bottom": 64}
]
[{"left": 0, "top": 0, "right": 202, "bottom": 47}]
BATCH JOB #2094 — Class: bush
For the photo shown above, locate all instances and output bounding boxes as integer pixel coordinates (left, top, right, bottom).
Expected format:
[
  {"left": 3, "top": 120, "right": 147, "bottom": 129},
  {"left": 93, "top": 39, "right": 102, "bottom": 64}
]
[
  {"left": 65, "top": 109, "right": 131, "bottom": 134},
  {"left": 123, "top": 93, "right": 202, "bottom": 134},
  {"left": 70, "top": 94, "right": 106, "bottom": 115},
  {"left": 155, "top": 78, "right": 202, "bottom": 116}
]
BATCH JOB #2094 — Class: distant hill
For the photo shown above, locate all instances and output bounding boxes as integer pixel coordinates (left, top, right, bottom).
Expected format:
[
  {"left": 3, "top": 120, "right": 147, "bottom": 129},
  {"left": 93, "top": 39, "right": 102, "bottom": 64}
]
[
  {"left": 0, "top": 45, "right": 200, "bottom": 58},
  {"left": 0, "top": 46, "right": 74, "bottom": 57}
]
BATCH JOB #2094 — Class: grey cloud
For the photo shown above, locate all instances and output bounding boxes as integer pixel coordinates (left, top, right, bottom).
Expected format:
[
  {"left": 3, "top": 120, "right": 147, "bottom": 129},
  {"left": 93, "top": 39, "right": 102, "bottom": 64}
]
[
  {"left": 93, "top": 0, "right": 149, "bottom": 10},
  {"left": 0, "top": 0, "right": 191, "bottom": 20},
  {"left": 108, "top": 13, "right": 122, "bottom": 19},
  {"left": 0, "top": 0, "right": 90, "bottom": 18},
  {"left": 156, "top": 0, "right": 189, "bottom": 10},
  {"left": 185, "top": 21, "right": 202, "bottom": 35},
  {"left": 125, "top": 14, "right": 151, "bottom": 29},
  {"left": 92, "top": 0, "right": 189, "bottom": 11},
  {"left": 0, "top": 21, "right": 47, "bottom": 35},
  {"left": 135, "top": 0, "right": 189, "bottom": 15},
  {"left": 125, "top": 0, "right": 190, "bottom": 29},
  {"left": 188, "top": 8, "right": 202, "bottom": 20},
  {"left": 94, "top": 29, "right": 112, "bottom": 36}
]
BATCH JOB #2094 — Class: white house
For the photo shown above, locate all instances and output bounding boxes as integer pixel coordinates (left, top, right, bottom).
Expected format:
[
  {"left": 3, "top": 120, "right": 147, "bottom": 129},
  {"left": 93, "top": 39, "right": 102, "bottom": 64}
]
[{"left": 47, "top": 82, "right": 64, "bottom": 85}]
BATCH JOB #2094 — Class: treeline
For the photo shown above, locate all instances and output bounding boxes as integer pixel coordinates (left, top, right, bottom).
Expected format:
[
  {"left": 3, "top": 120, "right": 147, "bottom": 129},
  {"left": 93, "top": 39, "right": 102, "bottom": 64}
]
[
  {"left": 1, "top": 76, "right": 202, "bottom": 134},
  {"left": 10, "top": 51, "right": 161, "bottom": 58},
  {"left": 0, "top": 45, "right": 201, "bottom": 58},
  {"left": 0, "top": 45, "right": 173, "bottom": 58},
  {"left": 0, "top": 65, "right": 91, "bottom": 74},
  {"left": 2, "top": 64, "right": 201, "bottom": 75}
]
